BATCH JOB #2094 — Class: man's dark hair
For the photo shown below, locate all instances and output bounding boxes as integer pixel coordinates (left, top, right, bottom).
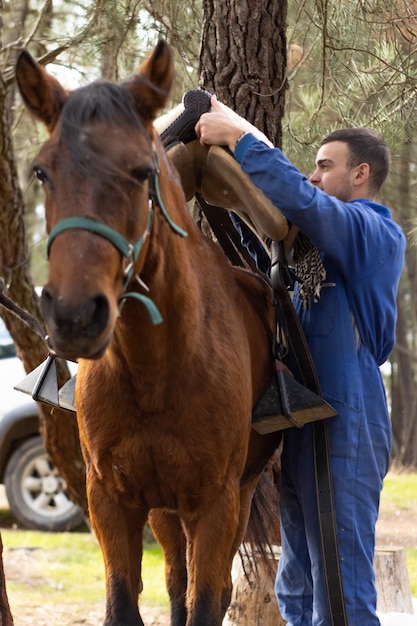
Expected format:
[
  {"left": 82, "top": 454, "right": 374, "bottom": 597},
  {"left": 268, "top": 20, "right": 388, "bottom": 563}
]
[{"left": 320, "top": 128, "right": 390, "bottom": 195}]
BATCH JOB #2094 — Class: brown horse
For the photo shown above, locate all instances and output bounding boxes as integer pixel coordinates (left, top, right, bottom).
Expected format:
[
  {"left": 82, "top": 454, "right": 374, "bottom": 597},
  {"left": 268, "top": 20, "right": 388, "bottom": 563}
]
[{"left": 16, "top": 41, "right": 282, "bottom": 626}]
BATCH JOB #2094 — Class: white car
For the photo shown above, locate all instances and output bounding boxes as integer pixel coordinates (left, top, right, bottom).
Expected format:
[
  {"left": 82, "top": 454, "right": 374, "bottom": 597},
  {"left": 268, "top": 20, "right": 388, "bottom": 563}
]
[{"left": 0, "top": 317, "right": 84, "bottom": 531}]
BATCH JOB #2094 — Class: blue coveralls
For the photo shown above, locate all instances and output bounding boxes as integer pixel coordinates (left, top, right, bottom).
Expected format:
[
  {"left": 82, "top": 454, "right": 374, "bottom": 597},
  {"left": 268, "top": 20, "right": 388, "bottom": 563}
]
[{"left": 234, "top": 134, "right": 406, "bottom": 626}]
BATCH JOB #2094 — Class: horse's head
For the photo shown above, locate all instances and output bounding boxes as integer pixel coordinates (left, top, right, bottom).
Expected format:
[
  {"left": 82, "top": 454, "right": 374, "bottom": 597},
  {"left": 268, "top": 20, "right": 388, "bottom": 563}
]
[{"left": 16, "top": 41, "right": 174, "bottom": 359}]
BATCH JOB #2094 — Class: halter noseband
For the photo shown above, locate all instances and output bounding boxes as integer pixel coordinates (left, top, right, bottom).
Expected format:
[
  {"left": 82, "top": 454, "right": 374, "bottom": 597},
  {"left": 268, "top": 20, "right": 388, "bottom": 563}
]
[{"left": 46, "top": 155, "right": 187, "bottom": 325}]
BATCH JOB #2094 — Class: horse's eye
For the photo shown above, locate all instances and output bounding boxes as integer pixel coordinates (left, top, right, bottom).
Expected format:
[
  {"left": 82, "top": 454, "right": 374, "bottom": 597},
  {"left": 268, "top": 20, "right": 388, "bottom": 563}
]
[
  {"left": 130, "top": 168, "right": 153, "bottom": 184},
  {"left": 33, "top": 166, "right": 49, "bottom": 185}
]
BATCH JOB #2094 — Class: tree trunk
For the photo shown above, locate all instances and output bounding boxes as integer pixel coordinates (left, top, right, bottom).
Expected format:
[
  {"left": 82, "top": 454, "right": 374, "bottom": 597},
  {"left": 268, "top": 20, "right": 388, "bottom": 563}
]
[
  {"left": 224, "top": 546, "right": 286, "bottom": 626},
  {"left": 199, "top": 0, "right": 287, "bottom": 148},
  {"left": 0, "top": 30, "right": 87, "bottom": 513},
  {"left": 390, "top": 133, "right": 417, "bottom": 467},
  {"left": 374, "top": 546, "right": 413, "bottom": 614},
  {"left": 0, "top": 537, "right": 12, "bottom": 626},
  {"left": 198, "top": 2, "right": 287, "bottom": 621}
]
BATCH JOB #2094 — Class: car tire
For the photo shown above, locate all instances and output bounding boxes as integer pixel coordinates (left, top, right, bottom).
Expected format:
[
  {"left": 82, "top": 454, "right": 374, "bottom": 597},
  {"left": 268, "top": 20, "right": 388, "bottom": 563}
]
[{"left": 4, "top": 436, "right": 85, "bottom": 532}]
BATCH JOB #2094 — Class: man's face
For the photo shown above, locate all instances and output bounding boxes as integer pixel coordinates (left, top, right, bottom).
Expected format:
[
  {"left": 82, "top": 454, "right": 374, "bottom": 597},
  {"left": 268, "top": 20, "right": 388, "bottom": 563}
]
[{"left": 309, "top": 141, "right": 356, "bottom": 202}]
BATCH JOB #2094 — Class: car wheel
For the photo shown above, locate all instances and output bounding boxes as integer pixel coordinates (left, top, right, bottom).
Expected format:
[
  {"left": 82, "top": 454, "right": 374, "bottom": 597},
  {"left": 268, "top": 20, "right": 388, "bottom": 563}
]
[{"left": 4, "top": 436, "right": 85, "bottom": 532}]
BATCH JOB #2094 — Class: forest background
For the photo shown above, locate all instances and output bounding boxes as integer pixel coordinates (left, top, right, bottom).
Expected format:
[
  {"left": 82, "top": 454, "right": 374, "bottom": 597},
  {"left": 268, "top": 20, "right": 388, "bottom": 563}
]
[{"left": 1, "top": 0, "right": 417, "bottom": 518}]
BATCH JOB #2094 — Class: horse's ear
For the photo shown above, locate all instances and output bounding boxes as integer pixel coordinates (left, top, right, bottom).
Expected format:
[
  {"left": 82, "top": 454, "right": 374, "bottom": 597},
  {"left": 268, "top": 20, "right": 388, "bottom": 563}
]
[
  {"left": 128, "top": 40, "right": 174, "bottom": 122},
  {"left": 15, "top": 50, "right": 68, "bottom": 132}
]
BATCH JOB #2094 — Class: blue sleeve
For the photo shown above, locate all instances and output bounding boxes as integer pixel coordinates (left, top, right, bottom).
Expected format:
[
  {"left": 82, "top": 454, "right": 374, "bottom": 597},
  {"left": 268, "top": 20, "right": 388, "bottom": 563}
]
[
  {"left": 234, "top": 134, "right": 404, "bottom": 282},
  {"left": 235, "top": 133, "right": 406, "bottom": 365}
]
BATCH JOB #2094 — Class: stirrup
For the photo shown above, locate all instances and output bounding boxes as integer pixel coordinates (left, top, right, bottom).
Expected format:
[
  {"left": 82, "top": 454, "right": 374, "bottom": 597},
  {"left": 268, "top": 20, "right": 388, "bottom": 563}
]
[
  {"left": 252, "top": 367, "right": 337, "bottom": 435},
  {"left": 14, "top": 354, "right": 77, "bottom": 413}
]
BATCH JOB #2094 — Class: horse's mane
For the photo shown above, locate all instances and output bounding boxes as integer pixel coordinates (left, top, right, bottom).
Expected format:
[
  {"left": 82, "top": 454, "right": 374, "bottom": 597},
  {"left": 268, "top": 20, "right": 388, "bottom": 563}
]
[
  {"left": 60, "top": 81, "right": 149, "bottom": 182},
  {"left": 63, "top": 81, "right": 141, "bottom": 130}
]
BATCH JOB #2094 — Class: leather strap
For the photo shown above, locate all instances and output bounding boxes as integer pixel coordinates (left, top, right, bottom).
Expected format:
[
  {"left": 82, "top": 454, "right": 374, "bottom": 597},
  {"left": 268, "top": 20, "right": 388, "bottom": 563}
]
[{"left": 312, "top": 419, "right": 348, "bottom": 625}]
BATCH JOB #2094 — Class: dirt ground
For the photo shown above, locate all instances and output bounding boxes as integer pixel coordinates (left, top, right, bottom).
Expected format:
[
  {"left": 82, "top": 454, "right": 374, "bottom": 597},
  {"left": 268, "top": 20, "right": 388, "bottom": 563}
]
[{"left": 1, "top": 493, "right": 416, "bottom": 625}]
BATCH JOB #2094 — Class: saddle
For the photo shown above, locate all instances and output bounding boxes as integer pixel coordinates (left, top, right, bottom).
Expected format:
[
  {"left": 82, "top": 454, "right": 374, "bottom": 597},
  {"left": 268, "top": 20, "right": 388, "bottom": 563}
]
[{"left": 155, "top": 94, "right": 346, "bottom": 623}]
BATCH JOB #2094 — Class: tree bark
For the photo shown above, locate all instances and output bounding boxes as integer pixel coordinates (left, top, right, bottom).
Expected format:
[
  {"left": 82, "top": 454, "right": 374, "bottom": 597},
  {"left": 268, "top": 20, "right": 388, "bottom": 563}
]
[
  {"left": 199, "top": 0, "right": 287, "bottom": 148},
  {"left": 0, "top": 536, "right": 12, "bottom": 626},
  {"left": 225, "top": 546, "right": 286, "bottom": 626},
  {"left": 390, "top": 132, "right": 417, "bottom": 466},
  {"left": 198, "top": 2, "right": 287, "bottom": 621},
  {"left": 0, "top": 10, "right": 87, "bottom": 513}
]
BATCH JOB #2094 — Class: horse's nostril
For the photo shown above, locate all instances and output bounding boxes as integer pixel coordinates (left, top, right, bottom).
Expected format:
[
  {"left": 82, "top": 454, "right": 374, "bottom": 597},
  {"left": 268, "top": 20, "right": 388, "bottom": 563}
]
[
  {"left": 40, "top": 286, "right": 53, "bottom": 320},
  {"left": 90, "top": 295, "right": 110, "bottom": 335}
]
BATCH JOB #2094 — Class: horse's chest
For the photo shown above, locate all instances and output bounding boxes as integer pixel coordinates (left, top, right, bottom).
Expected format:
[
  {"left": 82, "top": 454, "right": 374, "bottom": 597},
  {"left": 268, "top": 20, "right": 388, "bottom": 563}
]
[{"left": 95, "top": 429, "right": 229, "bottom": 514}]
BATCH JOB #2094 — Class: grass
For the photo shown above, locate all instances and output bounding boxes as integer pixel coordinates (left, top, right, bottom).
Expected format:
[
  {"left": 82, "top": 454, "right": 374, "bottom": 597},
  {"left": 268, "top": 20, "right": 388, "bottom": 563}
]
[
  {"left": 406, "top": 550, "right": 417, "bottom": 597},
  {"left": 3, "top": 529, "right": 106, "bottom": 609},
  {"left": 1, "top": 524, "right": 169, "bottom": 615},
  {"left": 381, "top": 471, "right": 417, "bottom": 511},
  {"left": 381, "top": 471, "right": 417, "bottom": 597}
]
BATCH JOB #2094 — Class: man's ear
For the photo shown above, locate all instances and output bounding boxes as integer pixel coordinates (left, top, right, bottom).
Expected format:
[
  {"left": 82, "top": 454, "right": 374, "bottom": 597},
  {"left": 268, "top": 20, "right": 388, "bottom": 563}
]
[{"left": 353, "top": 162, "right": 370, "bottom": 186}]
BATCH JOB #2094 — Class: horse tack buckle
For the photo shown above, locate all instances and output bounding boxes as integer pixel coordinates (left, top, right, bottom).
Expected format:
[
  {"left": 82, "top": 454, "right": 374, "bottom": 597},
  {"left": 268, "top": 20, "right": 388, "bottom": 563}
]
[{"left": 122, "top": 203, "right": 153, "bottom": 284}]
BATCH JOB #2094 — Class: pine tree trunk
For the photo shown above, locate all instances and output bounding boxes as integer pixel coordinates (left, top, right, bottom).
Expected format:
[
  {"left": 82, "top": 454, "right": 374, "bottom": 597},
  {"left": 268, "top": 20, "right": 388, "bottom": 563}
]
[
  {"left": 199, "top": 0, "right": 287, "bottom": 148},
  {"left": 390, "top": 132, "right": 417, "bottom": 467},
  {"left": 198, "top": 3, "right": 287, "bottom": 622},
  {"left": 0, "top": 46, "right": 87, "bottom": 513}
]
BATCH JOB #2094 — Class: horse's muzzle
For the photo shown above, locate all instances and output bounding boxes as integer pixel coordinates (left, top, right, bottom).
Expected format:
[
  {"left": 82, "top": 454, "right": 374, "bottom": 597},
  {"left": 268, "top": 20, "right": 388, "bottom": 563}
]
[{"left": 40, "top": 286, "right": 113, "bottom": 359}]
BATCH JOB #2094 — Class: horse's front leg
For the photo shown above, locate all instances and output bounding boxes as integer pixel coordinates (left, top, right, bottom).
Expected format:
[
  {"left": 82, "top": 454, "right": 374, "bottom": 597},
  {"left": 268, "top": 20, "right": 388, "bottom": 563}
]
[
  {"left": 87, "top": 472, "right": 147, "bottom": 626},
  {"left": 185, "top": 482, "right": 241, "bottom": 626},
  {"left": 149, "top": 509, "right": 187, "bottom": 626}
]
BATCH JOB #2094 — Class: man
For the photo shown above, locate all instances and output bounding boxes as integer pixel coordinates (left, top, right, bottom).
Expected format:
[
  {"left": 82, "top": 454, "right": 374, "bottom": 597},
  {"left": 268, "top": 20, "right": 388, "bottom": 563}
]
[{"left": 196, "top": 98, "right": 406, "bottom": 626}]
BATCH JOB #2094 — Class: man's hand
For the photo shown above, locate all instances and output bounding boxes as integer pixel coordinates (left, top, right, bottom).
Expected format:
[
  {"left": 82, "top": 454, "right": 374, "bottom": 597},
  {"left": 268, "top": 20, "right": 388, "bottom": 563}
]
[{"left": 195, "top": 95, "right": 273, "bottom": 153}]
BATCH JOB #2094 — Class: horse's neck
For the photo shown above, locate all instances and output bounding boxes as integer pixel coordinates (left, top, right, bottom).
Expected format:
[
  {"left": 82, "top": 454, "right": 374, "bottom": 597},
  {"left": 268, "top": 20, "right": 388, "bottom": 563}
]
[
  {"left": 117, "top": 200, "right": 208, "bottom": 366},
  {"left": 142, "top": 156, "right": 209, "bottom": 319},
  {"left": 113, "top": 149, "right": 231, "bottom": 376},
  {"left": 110, "top": 247, "right": 207, "bottom": 409}
]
